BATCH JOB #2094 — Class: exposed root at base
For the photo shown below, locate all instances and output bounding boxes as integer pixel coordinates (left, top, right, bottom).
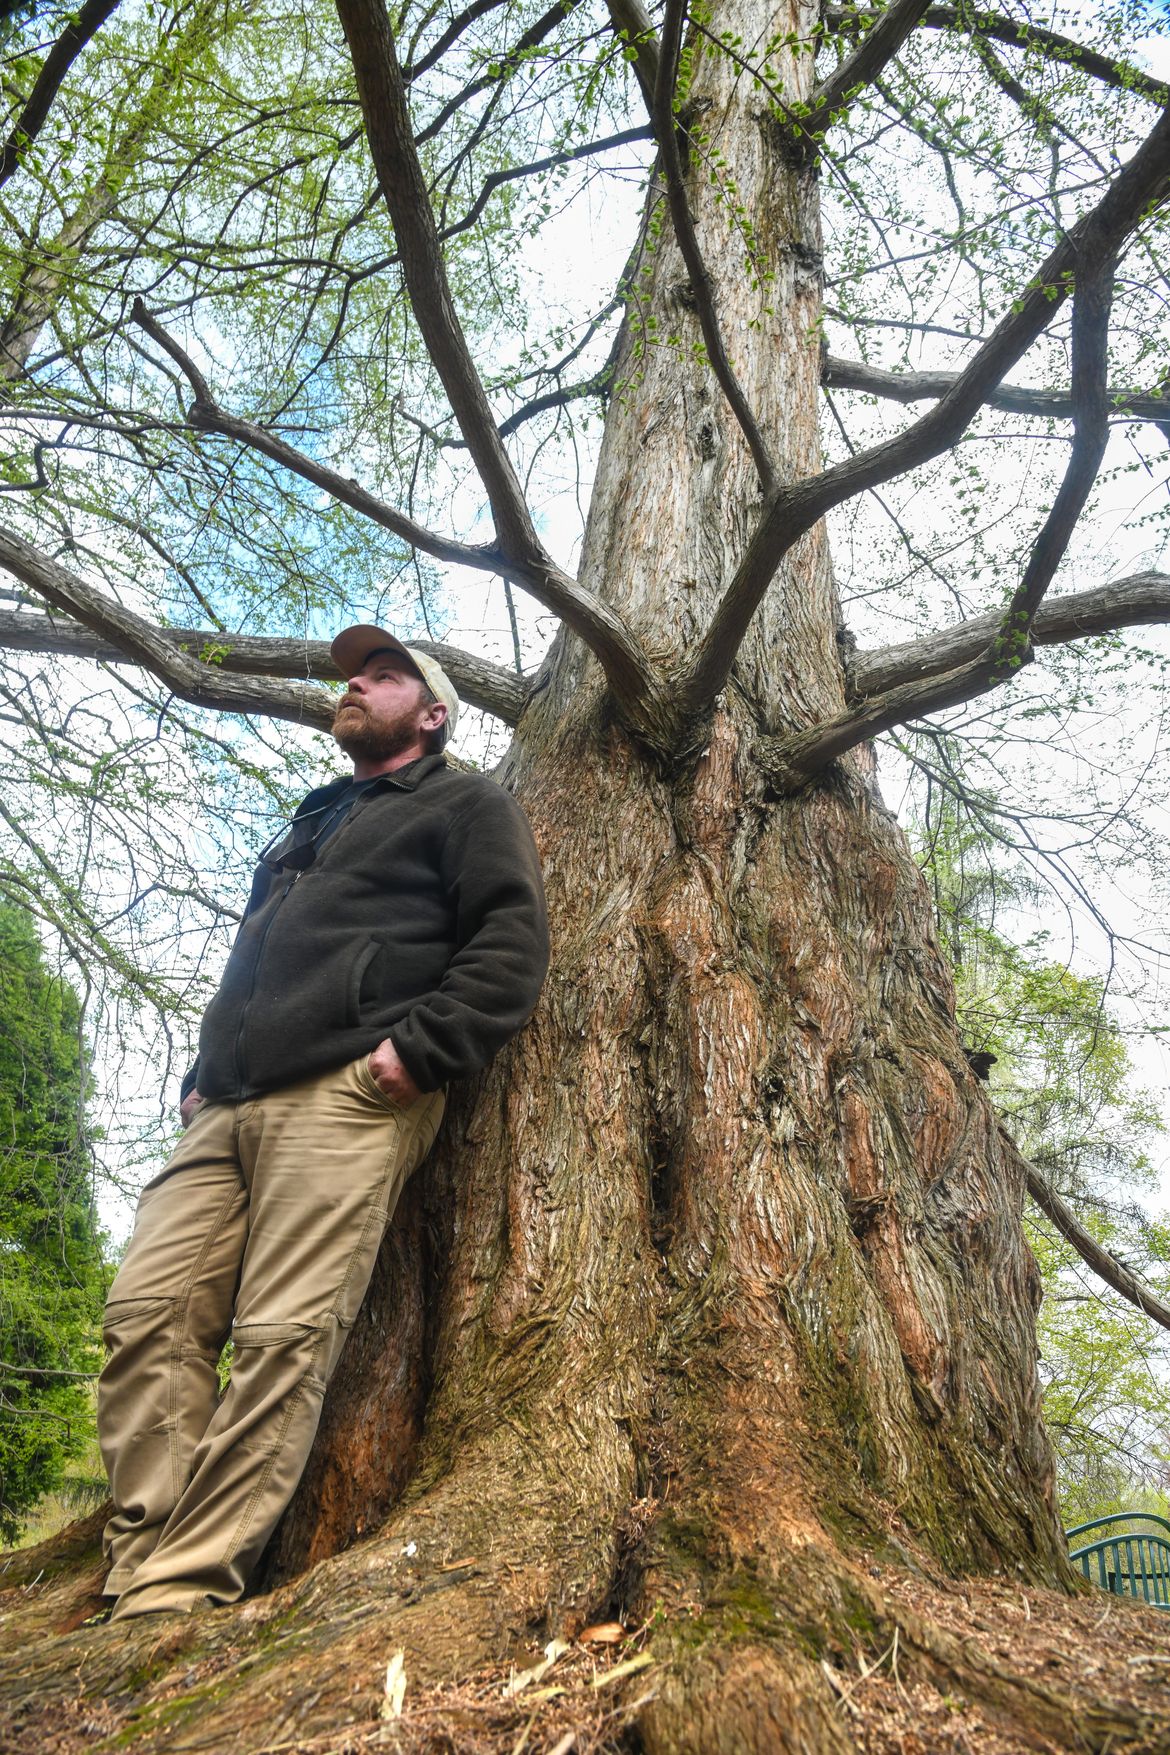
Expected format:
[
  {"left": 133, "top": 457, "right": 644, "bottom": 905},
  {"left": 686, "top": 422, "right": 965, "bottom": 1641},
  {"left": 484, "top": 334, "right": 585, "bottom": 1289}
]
[{"left": 5, "top": 1520, "right": 1170, "bottom": 1755}]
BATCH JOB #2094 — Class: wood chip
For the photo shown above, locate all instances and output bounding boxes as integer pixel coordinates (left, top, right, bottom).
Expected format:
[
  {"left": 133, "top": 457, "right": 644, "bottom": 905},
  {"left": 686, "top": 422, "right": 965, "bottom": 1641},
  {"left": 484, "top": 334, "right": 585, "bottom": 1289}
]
[
  {"left": 590, "top": 1652, "right": 655, "bottom": 1688},
  {"left": 578, "top": 1621, "right": 625, "bottom": 1644}
]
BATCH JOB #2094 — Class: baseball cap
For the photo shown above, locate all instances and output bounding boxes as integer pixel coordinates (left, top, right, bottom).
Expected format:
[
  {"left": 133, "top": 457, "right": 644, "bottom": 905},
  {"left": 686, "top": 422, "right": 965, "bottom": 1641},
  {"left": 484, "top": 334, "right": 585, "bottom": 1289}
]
[{"left": 330, "top": 624, "right": 460, "bottom": 745}]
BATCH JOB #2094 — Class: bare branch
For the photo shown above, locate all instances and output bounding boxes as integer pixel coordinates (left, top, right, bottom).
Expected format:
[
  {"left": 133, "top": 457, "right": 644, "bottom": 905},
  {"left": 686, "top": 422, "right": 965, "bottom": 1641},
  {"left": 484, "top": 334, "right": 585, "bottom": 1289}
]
[
  {"left": 762, "top": 258, "right": 1141, "bottom": 794},
  {"left": 652, "top": 0, "right": 776, "bottom": 492},
  {"left": 758, "top": 263, "right": 1118, "bottom": 796},
  {"left": 131, "top": 303, "right": 660, "bottom": 721},
  {"left": 0, "top": 523, "right": 336, "bottom": 730},
  {"left": 496, "top": 362, "right": 614, "bottom": 440},
  {"left": 403, "top": 0, "right": 507, "bottom": 83},
  {"left": 850, "top": 572, "right": 1170, "bottom": 700},
  {"left": 822, "top": 353, "right": 1170, "bottom": 429},
  {"left": 0, "top": 0, "right": 121, "bottom": 191},
  {"left": 0, "top": 608, "right": 532, "bottom": 723},
  {"left": 439, "top": 126, "right": 653, "bottom": 256},
  {"left": 130, "top": 299, "right": 502, "bottom": 575},
  {"left": 823, "top": 6, "right": 1170, "bottom": 109},
  {"left": 334, "top": 0, "right": 545, "bottom": 561},
  {"left": 1001, "top": 1133, "right": 1170, "bottom": 1336},
  {"left": 986, "top": 255, "right": 1114, "bottom": 672},
  {"left": 679, "top": 101, "right": 1170, "bottom": 713},
  {"left": 413, "top": 0, "right": 585, "bottom": 149}
]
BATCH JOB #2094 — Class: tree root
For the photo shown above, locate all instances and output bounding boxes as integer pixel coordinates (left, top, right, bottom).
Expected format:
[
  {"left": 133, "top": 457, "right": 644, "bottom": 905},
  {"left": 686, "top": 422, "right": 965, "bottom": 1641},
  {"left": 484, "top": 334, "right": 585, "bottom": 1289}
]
[{"left": 5, "top": 1508, "right": 1170, "bottom": 1755}]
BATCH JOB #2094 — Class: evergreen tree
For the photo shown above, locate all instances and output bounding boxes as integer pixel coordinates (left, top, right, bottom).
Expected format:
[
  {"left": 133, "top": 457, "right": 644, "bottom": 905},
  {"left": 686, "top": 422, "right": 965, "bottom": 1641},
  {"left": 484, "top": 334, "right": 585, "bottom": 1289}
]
[
  {"left": 915, "top": 780, "right": 1170, "bottom": 1523},
  {"left": 0, "top": 900, "right": 105, "bottom": 1541}
]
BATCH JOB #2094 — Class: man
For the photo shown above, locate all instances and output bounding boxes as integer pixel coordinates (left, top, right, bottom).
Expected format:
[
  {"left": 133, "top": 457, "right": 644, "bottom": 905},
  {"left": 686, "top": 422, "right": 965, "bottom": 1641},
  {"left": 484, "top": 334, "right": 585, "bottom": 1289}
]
[{"left": 98, "top": 626, "right": 549, "bottom": 1620}]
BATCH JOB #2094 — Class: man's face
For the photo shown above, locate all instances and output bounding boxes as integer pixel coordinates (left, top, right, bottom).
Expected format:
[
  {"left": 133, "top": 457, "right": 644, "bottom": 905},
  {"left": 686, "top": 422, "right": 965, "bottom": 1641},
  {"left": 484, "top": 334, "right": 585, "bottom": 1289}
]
[{"left": 331, "top": 650, "right": 438, "bottom": 761}]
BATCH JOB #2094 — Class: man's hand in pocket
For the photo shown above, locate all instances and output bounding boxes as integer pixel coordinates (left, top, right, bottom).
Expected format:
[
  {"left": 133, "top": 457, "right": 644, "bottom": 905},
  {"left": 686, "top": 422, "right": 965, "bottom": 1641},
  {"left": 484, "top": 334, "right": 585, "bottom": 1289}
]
[
  {"left": 367, "top": 1039, "right": 422, "bottom": 1106},
  {"left": 180, "top": 1089, "right": 206, "bottom": 1129}
]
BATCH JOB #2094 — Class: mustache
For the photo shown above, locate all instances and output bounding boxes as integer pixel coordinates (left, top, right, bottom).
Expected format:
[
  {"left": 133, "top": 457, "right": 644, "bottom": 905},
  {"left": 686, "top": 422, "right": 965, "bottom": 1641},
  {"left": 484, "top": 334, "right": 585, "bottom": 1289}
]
[{"left": 334, "top": 696, "right": 366, "bottom": 715}]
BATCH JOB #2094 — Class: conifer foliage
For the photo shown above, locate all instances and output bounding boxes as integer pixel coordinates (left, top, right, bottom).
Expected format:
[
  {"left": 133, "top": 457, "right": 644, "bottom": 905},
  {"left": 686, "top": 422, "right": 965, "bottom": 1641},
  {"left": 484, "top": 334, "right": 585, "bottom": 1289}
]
[{"left": 0, "top": 902, "right": 104, "bottom": 1542}]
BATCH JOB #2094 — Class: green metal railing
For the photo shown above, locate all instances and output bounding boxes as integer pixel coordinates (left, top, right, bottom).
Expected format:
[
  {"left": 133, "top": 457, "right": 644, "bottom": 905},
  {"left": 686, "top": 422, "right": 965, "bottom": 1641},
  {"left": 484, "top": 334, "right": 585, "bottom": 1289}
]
[{"left": 1066, "top": 1513, "right": 1170, "bottom": 1609}]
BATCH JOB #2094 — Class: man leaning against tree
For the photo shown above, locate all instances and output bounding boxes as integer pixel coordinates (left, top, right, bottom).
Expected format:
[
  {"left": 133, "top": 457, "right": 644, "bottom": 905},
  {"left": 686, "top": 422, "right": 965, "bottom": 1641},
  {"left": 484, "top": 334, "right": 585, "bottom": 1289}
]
[{"left": 97, "top": 626, "right": 550, "bottom": 1621}]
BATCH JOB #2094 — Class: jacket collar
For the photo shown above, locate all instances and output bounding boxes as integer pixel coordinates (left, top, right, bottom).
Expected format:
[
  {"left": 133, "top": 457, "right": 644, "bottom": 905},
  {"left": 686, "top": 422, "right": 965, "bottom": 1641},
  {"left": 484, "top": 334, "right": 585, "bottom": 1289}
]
[{"left": 294, "top": 752, "right": 448, "bottom": 817}]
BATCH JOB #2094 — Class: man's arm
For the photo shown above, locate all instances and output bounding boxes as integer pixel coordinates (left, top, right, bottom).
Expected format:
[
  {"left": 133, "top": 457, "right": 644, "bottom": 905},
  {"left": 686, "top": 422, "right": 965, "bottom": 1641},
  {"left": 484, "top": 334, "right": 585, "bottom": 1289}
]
[{"left": 386, "top": 786, "right": 549, "bottom": 1091}]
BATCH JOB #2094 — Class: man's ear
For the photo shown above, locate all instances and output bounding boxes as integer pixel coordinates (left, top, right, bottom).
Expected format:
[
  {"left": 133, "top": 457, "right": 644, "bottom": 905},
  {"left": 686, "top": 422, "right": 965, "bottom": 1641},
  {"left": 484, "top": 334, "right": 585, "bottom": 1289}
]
[{"left": 422, "top": 700, "right": 448, "bottom": 737}]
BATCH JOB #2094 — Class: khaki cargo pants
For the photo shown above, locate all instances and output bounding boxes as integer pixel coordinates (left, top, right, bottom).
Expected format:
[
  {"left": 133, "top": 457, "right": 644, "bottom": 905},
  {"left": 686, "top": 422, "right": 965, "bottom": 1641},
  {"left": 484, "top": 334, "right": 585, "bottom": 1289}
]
[{"left": 98, "top": 1054, "right": 444, "bottom": 1620}]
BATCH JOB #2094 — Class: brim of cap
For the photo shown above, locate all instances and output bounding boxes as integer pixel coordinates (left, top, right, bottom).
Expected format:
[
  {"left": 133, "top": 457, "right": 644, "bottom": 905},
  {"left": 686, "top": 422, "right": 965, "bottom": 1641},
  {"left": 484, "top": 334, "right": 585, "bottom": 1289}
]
[{"left": 330, "top": 625, "right": 425, "bottom": 681}]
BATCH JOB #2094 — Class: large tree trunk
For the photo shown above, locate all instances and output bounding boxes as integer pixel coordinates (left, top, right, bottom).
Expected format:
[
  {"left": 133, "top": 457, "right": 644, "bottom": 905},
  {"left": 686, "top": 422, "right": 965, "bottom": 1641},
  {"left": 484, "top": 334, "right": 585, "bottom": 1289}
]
[{"left": 4, "top": 2, "right": 1169, "bottom": 1749}]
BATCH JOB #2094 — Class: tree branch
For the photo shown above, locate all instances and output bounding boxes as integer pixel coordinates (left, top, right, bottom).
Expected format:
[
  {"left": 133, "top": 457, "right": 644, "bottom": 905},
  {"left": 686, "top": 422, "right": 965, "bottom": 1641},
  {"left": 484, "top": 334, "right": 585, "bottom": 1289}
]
[
  {"left": 823, "top": 6, "right": 1170, "bottom": 110},
  {"left": 0, "top": 608, "right": 532, "bottom": 723},
  {"left": 755, "top": 652, "right": 996, "bottom": 793},
  {"left": 605, "top": 0, "right": 660, "bottom": 114},
  {"left": 412, "top": 0, "right": 584, "bottom": 149},
  {"left": 130, "top": 301, "right": 659, "bottom": 723},
  {"left": 758, "top": 264, "right": 1116, "bottom": 796},
  {"left": 496, "top": 362, "right": 615, "bottom": 439},
  {"left": 1000, "top": 1132, "right": 1170, "bottom": 1336},
  {"left": 986, "top": 254, "right": 1114, "bottom": 673},
  {"left": 0, "top": 0, "right": 121, "bottom": 192},
  {"left": 333, "top": 0, "right": 544, "bottom": 561},
  {"left": 438, "top": 126, "right": 653, "bottom": 258},
  {"left": 679, "top": 101, "right": 1170, "bottom": 713},
  {"left": 801, "top": 0, "right": 934, "bottom": 147},
  {"left": 849, "top": 571, "right": 1170, "bottom": 700},
  {"left": 403, "top": 0, "right": 507, "bottom": 83},
  {"left": 0, "top": 524, "right": 337, "bottom": 729},
  {"left": 761, "top": 257, "right": 1139, "bottom": 794},
  {"left": 652, "top": 0, "right": 776, "bottom": 492},
  {"left": 821, "top": 353, "right": 1170, "bottom": 429},
  {"left": 129, "top": 300, "right": 502, "bottom": 575},
  {"left": 329, "top": 0, "right": 664, "bottom": 726}
]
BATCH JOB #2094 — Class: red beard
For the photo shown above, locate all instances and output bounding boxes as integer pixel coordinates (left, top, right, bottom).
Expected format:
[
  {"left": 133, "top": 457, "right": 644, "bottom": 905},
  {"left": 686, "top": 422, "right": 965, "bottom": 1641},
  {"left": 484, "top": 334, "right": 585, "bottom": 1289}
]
[{"left": 331, "top": 696, "right": 422, "bottom": 762}]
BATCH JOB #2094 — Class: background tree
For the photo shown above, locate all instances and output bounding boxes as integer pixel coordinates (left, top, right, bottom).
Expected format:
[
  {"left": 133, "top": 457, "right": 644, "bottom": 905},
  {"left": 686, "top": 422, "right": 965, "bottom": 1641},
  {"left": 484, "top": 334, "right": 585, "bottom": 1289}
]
[
  {"left": 915, "top": 783, "right": 1170, "bottom": 1522},
  {"left": 0, "top": 899, "right": 104, "bottom": 1543},
  {"left": 2, "top": 0, "right": 1170, "bottom": 1748}
]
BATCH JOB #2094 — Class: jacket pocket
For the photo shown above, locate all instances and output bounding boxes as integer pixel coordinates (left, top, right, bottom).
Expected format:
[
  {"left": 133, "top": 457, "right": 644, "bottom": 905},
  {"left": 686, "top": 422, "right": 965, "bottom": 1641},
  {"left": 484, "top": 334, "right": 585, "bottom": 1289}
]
[{"left": 346, "top": 939, "right": 381, "bottom": 1025}]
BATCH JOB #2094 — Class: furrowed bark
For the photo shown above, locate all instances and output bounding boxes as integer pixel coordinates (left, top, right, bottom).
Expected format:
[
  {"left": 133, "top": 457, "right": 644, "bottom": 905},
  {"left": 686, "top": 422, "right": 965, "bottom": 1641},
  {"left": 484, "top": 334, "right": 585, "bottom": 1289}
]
[{"left": 653, "top": 0, "right": 777, "bottom": 493}]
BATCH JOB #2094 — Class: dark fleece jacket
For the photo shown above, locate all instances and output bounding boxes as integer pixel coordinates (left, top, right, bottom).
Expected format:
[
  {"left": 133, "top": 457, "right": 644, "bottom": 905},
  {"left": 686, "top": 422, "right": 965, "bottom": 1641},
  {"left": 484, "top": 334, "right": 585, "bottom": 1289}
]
[{"left": 187, "top": 753, "right": 549, "bottom": 1101}]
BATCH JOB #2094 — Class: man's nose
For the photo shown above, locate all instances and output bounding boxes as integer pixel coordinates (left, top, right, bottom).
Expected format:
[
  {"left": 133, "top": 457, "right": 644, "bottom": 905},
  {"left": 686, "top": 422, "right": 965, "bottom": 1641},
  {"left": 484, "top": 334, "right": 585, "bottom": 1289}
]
[{"left": 347, "top": 675, "right": 368, "bottom": 697}]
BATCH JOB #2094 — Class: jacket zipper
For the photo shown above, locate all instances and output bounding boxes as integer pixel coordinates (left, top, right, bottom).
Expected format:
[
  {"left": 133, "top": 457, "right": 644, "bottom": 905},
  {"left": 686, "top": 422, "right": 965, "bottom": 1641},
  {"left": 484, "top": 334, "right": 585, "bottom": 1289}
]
[{"left": 232, "top": 868, "right": 305, "bottom": 1093}]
